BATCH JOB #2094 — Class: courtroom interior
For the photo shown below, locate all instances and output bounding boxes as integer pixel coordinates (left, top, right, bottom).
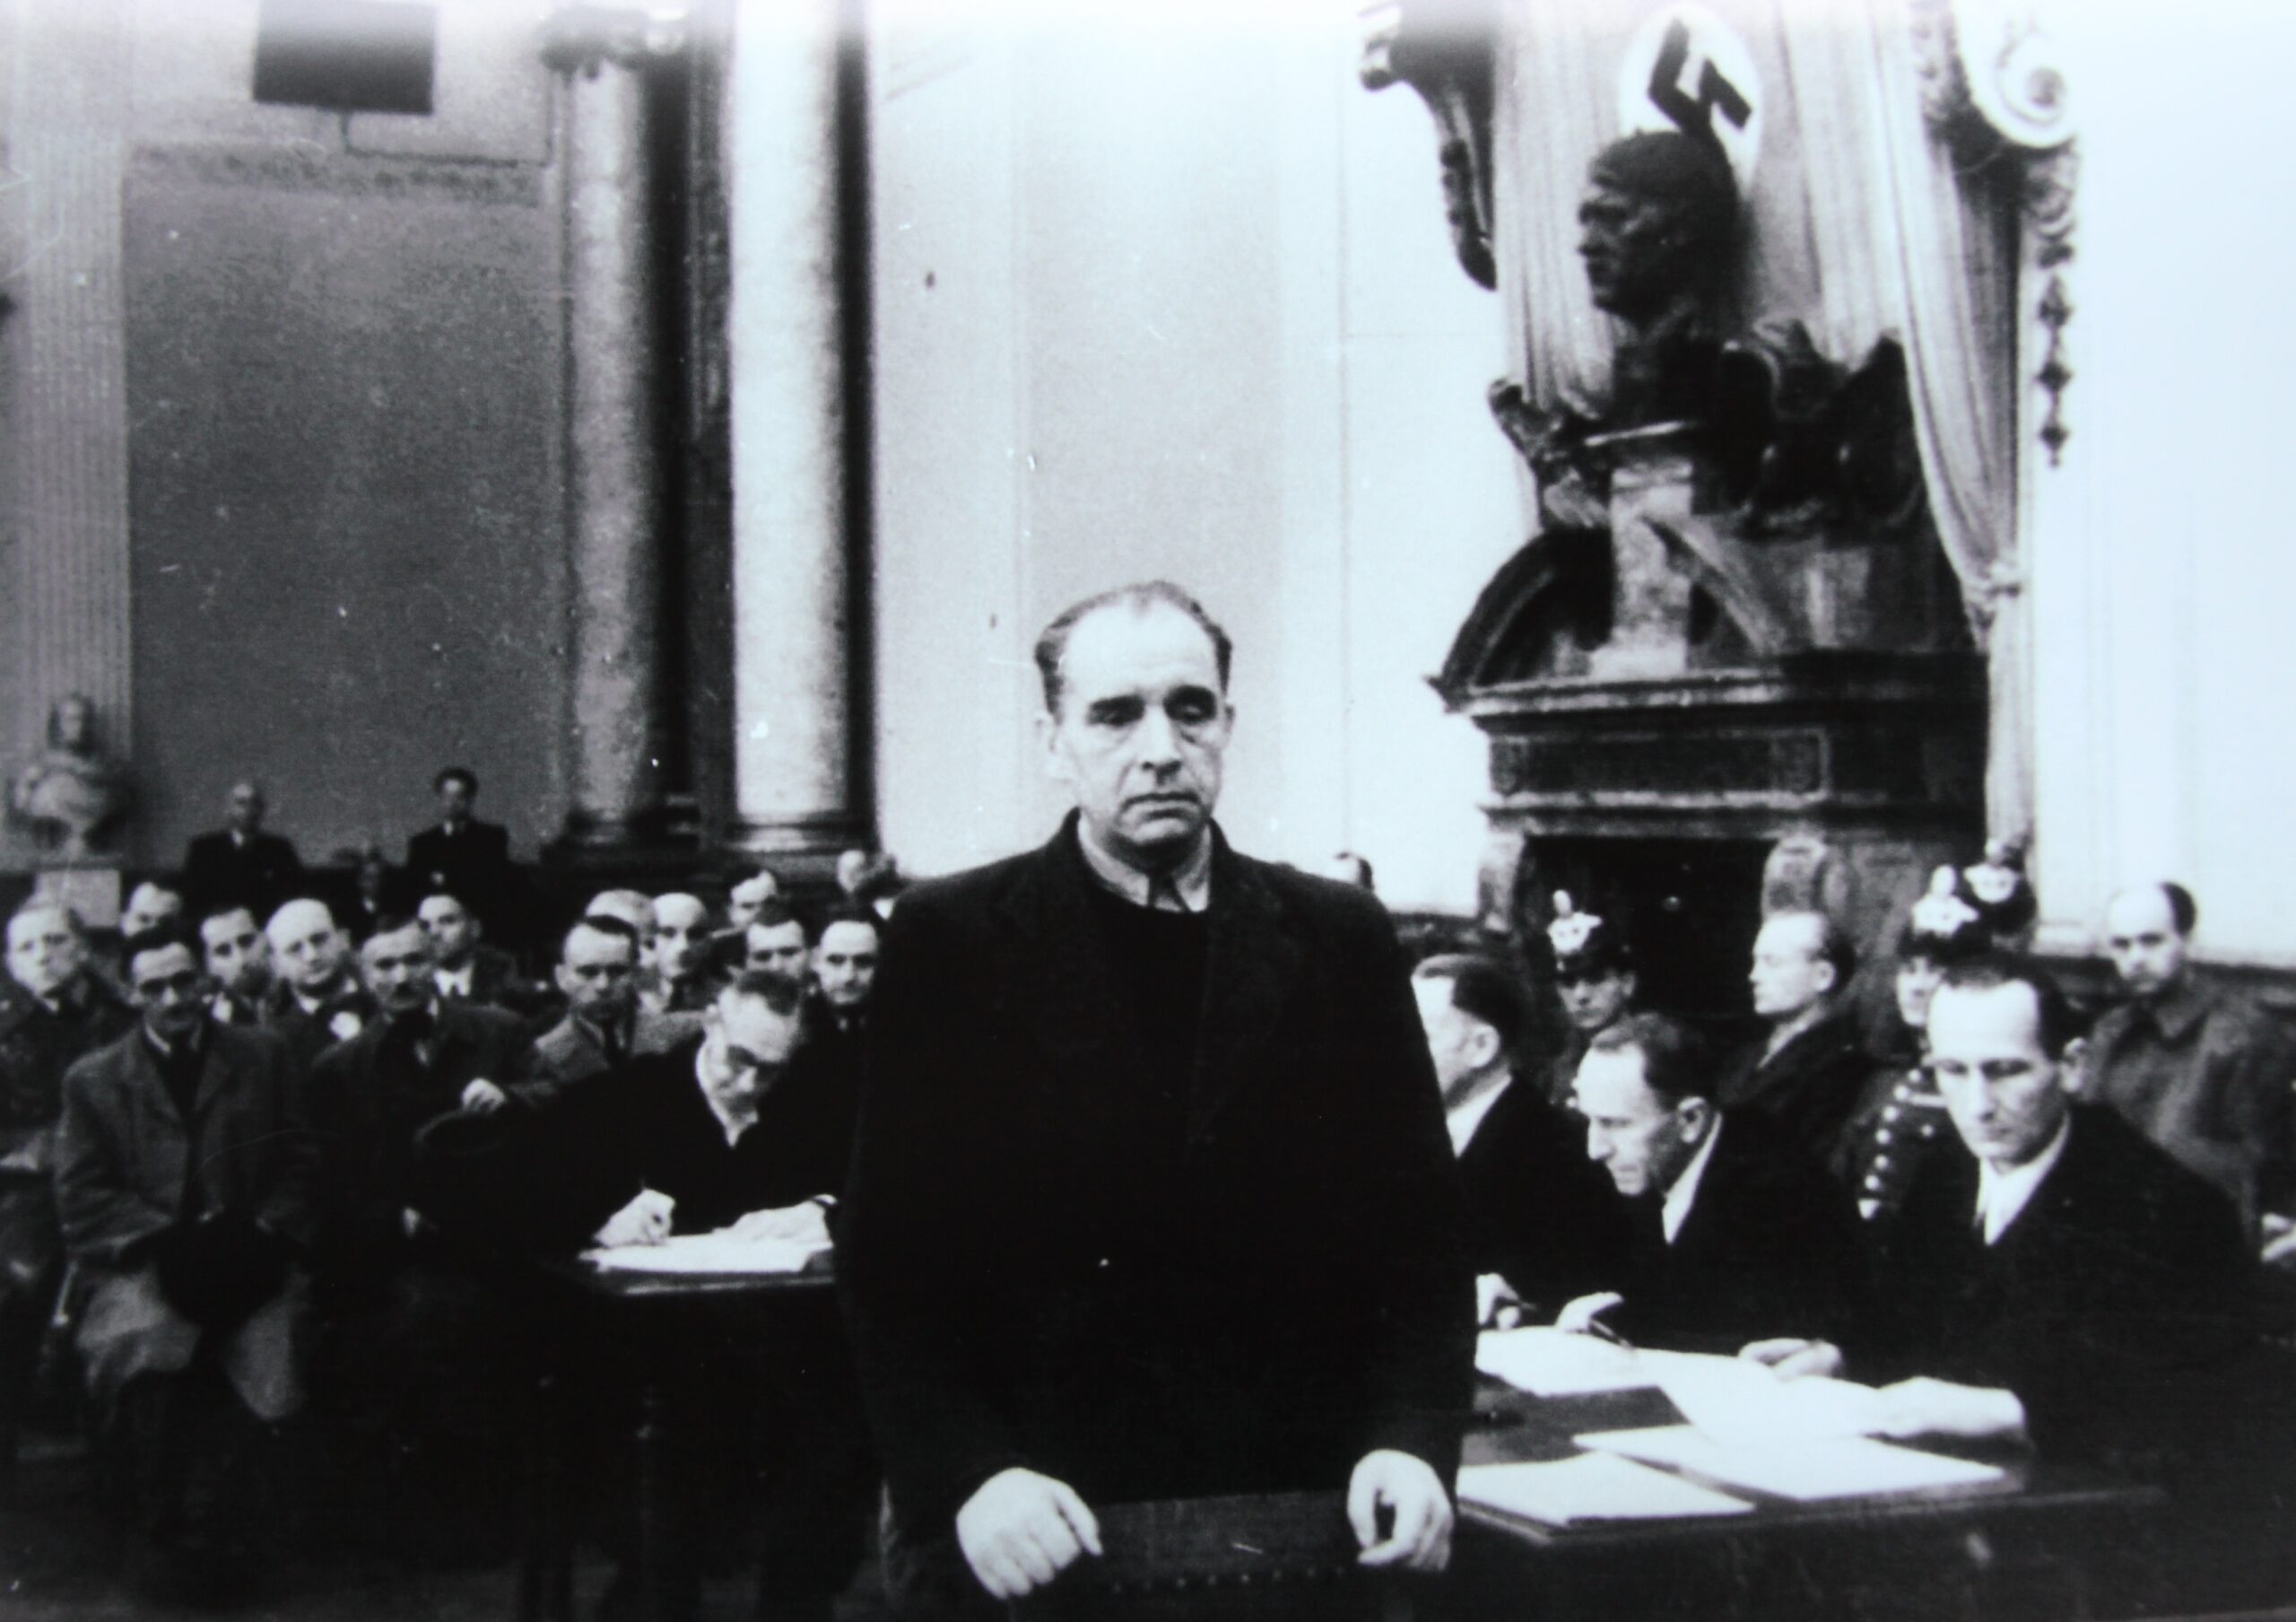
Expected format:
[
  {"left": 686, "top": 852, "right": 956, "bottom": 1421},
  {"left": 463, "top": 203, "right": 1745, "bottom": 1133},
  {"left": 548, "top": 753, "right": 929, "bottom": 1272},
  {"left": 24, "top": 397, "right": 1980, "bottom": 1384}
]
[{"left": 2, "top": 0, "right": 2293, "bottom": 1618}]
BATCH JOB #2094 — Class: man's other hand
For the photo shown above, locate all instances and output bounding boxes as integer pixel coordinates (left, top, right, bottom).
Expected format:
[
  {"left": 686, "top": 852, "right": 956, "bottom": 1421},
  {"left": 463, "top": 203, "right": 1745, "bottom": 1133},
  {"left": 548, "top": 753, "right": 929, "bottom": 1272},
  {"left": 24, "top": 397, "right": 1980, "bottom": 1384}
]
[
  {"left": 1348, "top": 1450, "right": 1452, "bottom": 1572},
  {"left": 1740, "top": 1338, "right": 1847, "bottom": 1380},
  {"left": 1476, "top": 1272, "right": 1525, "bottom": 1329},
  {"left": 1554, "top": 1291, "right": 1625, "bottom": 1335},
  {"left": 460, "top": 1077, "right": 508, "bottom": 1114},
  {"left": 954, "top": 1467, "right": 1101, "bottom": 1600},
  {"left": 1873, "top": 1376, "right": 2028, "bottom": 1442},
  {"left": 592, "top": 1188, "right": 675, "bottom": 1249},
  {"left": 725, "top": 1200, "right": 831, "bottom": 1246}
]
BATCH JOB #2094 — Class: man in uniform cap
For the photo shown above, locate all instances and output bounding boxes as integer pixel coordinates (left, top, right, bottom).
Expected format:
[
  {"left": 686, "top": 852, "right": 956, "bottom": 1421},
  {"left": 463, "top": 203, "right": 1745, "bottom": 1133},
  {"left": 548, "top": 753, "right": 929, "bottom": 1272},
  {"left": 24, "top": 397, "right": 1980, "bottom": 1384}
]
[{"left": 1538, "top": 894, "right": 1639, "bottom": 1112}]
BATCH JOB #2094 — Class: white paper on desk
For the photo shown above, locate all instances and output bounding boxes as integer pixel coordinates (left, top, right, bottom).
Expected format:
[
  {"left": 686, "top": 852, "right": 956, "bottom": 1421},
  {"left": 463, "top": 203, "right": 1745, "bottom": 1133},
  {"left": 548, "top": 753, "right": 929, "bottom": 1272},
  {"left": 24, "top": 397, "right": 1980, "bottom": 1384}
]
[
  {"left": 1459, "top": 1454, "right": 1753, "bottom": 1525},
  {"left": 584, "top": 1231, "right": 830, "bottom": 1275},
  {"left": 1575, "top": 1425, "right": 2005, "bottom": 1501},
  {"left": 1635, "top": 1350, "right": 1887, "bottom": 1445},
  {"left": 1476, "top": 1328, "right": 1652, "bottom": 1396}
]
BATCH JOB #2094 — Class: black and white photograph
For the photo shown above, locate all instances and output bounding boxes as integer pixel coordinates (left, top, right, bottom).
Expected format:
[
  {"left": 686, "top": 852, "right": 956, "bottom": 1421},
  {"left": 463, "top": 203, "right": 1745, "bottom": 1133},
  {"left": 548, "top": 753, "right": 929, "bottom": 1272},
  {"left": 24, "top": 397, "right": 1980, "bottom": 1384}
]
[{"left": 0, "top": 0, "right": 2291, "bottom": 1618}]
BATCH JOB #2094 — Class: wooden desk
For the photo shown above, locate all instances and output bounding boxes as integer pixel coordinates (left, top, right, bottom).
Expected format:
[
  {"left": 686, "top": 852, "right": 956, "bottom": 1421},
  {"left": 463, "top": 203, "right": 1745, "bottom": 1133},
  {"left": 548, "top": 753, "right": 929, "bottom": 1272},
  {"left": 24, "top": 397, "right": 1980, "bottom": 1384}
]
[
  {"left": 1443, "top": 1381, "right": 2162, "bottom": 1621},
  {"left": 516, "top": 1255, "right": 834, "bottom": 1622}
]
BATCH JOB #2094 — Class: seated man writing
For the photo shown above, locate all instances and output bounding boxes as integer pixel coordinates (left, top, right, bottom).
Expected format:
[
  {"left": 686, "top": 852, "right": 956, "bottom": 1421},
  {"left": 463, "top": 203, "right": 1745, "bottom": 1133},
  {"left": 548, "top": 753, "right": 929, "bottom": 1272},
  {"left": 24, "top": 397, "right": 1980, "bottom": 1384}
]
[{"left": 1745, "top": 955, "right": 2255, "bottom": 1466}]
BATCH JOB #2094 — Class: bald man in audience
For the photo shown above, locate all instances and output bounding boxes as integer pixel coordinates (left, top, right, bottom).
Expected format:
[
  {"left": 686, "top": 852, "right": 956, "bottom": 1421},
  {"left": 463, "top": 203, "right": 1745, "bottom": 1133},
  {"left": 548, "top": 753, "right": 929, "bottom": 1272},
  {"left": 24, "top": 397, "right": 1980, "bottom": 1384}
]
[
  {"left": 261, "top": 900, "right": 372, "bottom": 1073},
  {"left": 2086, "top": 883, "right": 2294, "bottom": 1260},
  {"left": 523, "top": 917, "right": 704, "bottom": 1105},
  {"left": 1563, "top": 1011, "right": 1863, "bottom": 1350},
  {"left": 1716, "top": 910, "right": 1874, "bottom": 1169},
  {"left": 197, "top": 906, "right": 274, "bottom": 1027},
  {"left": 1413, "top": 955, "right": 1631, "bottom": 1323},
  {"left": 644, "top": 893, "right": 717, "bottom": 1016}
]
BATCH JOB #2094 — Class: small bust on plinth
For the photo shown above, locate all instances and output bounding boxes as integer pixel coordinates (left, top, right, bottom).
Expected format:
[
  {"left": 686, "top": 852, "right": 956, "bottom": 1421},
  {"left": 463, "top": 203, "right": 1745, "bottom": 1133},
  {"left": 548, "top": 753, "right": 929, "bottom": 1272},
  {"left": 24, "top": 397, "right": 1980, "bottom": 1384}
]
[{"left": 10, "top": 693, "right": 130, "bottom": 860}]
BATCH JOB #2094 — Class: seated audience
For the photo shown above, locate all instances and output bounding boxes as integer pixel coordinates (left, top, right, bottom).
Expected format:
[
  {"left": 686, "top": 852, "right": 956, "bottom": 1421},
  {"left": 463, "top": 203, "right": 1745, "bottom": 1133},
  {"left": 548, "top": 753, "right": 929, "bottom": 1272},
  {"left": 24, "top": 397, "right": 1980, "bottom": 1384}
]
[
  {"left": 120, "top": 881, "right": 186, "bottom": 940},
  {"left": 726, "top": 868, "right": 779, "bottom": 934},
  {"left": 644, "top": 892, "right": 717, "bottom": 1015},
  {"left": 406, "top": 767, "right": 516, "bottom": 942},
  {"left": 1565, "top": 1011, "right": 1863, "bottom": 1349},
  {"left": 1716, "top": 909, "right": 1873, "bottom": 1169},
  {"left": 1, "top": 903, "right": 135, "bottom": 1471},
  {"left": 180, "top": 780, "right": 305, "bottom": 924},
  {"left": 584, "top": 887, "right": 657, "bottom": 963},
  {"left": 196, "top": 906, "right": 274, "bottom": 1027},
  {"left": 336, "top": 844, "right": 408, "bottom": 944},
  {"left": 1749, "top": 955, "right": 2255, "bottom": 1475},
  {"left": 522, "top": 916, "right": 704, "bottom": 1104},
  {"left": 2087, "top": 882, "right": 2292, "bottom": 1251},
  {"left": 54, "top": 925, "right": 315, "bottom": 1601},
  {"left": 1837, "top": 870, "right": 1994, "bottom": 1220},
  {"left": 305, "top": 918, "right": 527, "bottom": 1563},
  {"left": 1412, "top": 955, "right": 1631, "bottom": 1321},
  {"left": 1538, "top": 894, "right": 1639, "bottom": 1112},
  {"left": 810, "top": 902, "right": 881, "bottom": 1039},
  {"left": 260, "top": 900, "right": 372, "bottom": 1072},
  {"left": 416, "top": 888, "right": 552, "bottom": 1025},
  {"left": 744, "top": 902, "right": 811, "bottom": 980}
]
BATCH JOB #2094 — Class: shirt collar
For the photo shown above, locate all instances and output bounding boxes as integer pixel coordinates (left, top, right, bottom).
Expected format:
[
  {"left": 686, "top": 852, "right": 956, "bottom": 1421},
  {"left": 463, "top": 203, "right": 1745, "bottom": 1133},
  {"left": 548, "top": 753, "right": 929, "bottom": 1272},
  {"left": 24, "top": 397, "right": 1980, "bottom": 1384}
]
[
  {"left": 1074, "top": 820, "right": 1213, "bottom": 913},
  {"left": 435, "top": 963, "right": 474, "bottom": 998},
  {"left": 1446, "top": 1072, "right": 1512, "bottom": 1156},
  {"left": 1661, "top": 1116, "right": 1725, "bottom": 1244},
  {"left": 1975, "top": 1112, "right": 2073, "bottom": 1244}
]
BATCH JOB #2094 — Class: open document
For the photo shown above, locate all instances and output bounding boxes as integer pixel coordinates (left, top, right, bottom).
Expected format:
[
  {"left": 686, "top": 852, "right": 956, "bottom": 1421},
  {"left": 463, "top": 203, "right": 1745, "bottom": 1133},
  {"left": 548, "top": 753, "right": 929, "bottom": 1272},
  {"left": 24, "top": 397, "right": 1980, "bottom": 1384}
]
[
  {"left": 1475, "top": 1328, "right": 1653, "bottom": 1396},
  {"left": 1459, "top": 1453, "right": 1753, "bottom": 1526},
  {"left": 584, "top": 1229, "right": 832, "bottom": 1276},
  {"left": 1574, "top": 1426, "right": 2005, "bottom": 1502}
]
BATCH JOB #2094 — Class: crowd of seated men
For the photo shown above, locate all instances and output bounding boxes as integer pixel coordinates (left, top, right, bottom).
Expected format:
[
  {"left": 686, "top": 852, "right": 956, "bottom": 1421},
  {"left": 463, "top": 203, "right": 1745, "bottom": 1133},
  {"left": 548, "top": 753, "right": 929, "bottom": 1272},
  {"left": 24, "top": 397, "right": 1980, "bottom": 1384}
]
[
  {"left": 0, "top": 766, "right": 900, "bottom": 1614},
  {"left": 4, "top": 772, "right": 2293, "bottom": 1616}
]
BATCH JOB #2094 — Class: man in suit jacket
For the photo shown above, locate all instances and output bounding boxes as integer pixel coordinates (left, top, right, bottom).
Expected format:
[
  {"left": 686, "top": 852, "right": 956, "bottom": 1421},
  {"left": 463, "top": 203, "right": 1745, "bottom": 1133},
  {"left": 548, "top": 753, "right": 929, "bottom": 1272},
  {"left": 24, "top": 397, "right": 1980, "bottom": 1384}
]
[
  {"left": 1567, "top": 1011, "right": 1864, "bottom": 1350},
  {"left": 840, "top": 583, "right": 1471, "bottom": 1613},
  {"left": 520, "top": 916, "right": 703, "bottom": 1105},
  {"left": 406, "top": 767, "right": 517, "bottom": 943},
  {"left": 416, "top": 889, "right": 555, "bottom": 1027},
  {"left": 259, "top": 899, "right": 375, "bottom": 1074},
  {"left": 304, "top": 915, "right": 529, "bottom": 1563},
  {"left": 1716, "top": 909, "right": 1875, "bottom": 1170},
  {"left": 54, "top": 926, "right": 315, "bottom": 1590},
  {"left": 180, "top": 781, "right": 304, "bottom": 925},
  {"left": 1411, "top": 954, "right": 1633, "bottom": 1320}
]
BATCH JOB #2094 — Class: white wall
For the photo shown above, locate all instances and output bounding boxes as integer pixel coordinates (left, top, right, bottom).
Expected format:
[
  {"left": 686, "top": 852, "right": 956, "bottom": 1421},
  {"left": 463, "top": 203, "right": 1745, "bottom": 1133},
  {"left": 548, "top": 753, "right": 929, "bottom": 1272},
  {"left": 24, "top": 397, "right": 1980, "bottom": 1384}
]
[
  {"left": 2029, "top": 2, "right": 2296, "bottom": 966},
  {"left": 868, "top": 1, "right": 1516, "bottom": 911}
]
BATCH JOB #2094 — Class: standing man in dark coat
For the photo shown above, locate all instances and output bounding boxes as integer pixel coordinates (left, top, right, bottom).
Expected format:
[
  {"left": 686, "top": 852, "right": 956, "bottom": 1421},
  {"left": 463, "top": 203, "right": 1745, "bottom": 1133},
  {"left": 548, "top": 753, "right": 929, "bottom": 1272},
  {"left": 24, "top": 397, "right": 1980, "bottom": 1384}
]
[
  {"left": 406, "top": 767, "right": 518, "bottom": 945},
  {"left": 180, "top": 781, "right": 304, "bottom": 926},
  {"left": 839, "top": 581, "right": 1473, "bottom": 1613},
  {"left": 1716, "top": 909, "right": 1874, "bottom": 1169}
]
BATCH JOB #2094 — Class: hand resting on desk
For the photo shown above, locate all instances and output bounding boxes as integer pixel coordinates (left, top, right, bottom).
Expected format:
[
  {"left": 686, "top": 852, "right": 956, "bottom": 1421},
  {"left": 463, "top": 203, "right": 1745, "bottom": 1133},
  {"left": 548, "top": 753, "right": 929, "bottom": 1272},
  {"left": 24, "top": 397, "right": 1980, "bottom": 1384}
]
[
  {"left": 1350, "top": 1449, "right": 1453, "bottom": 1571},
  {"left": 1555, "top": 1291, "right": 1627, "bottom": 1337},
  {"left": 1742, "top": 1341, "right": 2028, "bottom": 1442},
  {"left": 723, "top": 1199, "right": 831, "bottom": 1248},
  {"left": 956, "top": 1466, "right": 1103, "bottom": 1600},
  {"left": 593, "top": 1187, "right": 676, "bottom": 1249}
]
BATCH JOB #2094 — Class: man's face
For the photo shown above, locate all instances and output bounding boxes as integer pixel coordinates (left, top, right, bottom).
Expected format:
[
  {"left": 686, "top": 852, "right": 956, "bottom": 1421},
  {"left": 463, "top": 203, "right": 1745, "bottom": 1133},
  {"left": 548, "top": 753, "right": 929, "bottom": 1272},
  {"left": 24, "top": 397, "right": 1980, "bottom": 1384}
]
[
  {"left": 1927, "top": 981, "right": 2069, "bottom": 1171},
  {"left": 813, "top": 920, "right": 880, "bottom": 1011},
  {"left": 362, "top": 925, "right": 435, "bottom": 1016},
  {"left": 1893, "top": 954, "right": 1947, "bottom": 1032},
  {"left": 6, "top": 908, "right": 83, "bottom": 1000},
  {"left": 200, "top": 909, "right": 272, "bottom": 997},
  {"left": 1413, "top": 978, "right": 1498, "bottom": 1106},
  {"left": 227, "top": 781, "right": 265, "bottom": 834},
  {"left": 558, "top": 925, "right": 639, "bottom": 1025},
  {"left": 2104, "top": 887, "right": 2188, "bottom": 1001},
  {"left": 701, "top": 992, "right": 804, "bottom": 1112},
  {"left": 1558, "top": 967, "right": 1634, "bottom": 1036},
  {"left": 1577, "top": 1045, "right": 1703, "bottom": 1199},
  {"left": 268, "top": 902, "right": 346, "bottom": 994},
  {"left": 1578, "top": 183, "right": 1684, "bottom": 323},
  {"left": 652, "top": 894, "right": 709, "bottom": 982},
  {"left": 122, "top": 885, "right": 185, "bottom": 937},
  {"left": 726, "top": 875, "right": 775, "bottom": 933},
  {"left": 1749, "top": 914, "right": 1833, "bottom": 1023},
  {"left": 1041, "top": 602, "right": 1231, "bottom": 872},
  {"left": 744, "top": 920, "right": 809, "bottom": 980},
  {"left": 418, "top": 894, "right": 480, "bottom": 967},
  {"left": 438, "top": 777, "right": 474, "bottom": 823},
  {"left": 128, "top": 942, "right": 208, "bottom": 1045}
]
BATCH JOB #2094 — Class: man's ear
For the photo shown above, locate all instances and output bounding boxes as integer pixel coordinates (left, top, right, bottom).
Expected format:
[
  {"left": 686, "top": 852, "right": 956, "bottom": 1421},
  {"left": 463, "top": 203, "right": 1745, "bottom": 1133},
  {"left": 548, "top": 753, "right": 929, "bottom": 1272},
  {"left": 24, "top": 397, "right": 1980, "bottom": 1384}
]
[
  {"left": 1465, "top": 1021, "right": 1502, "bottom": 1072},
  {"left": 1034, "top": 709, "right": 1068, "bottom": 787},
  {"left": 2056, "top": 1036, "right": 2090, "bottom": 1095},
  {"left": 1675, "top": 1095, "right": 1715, "bottom": 1143},
  {"left": 1812, "top": 961, "right": 1839, "bottom": 998}
]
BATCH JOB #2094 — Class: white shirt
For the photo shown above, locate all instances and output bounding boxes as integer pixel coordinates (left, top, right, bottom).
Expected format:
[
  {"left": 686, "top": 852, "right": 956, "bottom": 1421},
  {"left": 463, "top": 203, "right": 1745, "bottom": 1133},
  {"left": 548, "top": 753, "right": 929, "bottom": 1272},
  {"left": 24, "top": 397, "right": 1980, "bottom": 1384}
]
[
  {"left": 1075, "top": 822, "right": 1213, "bottom": 913},
  {"left": 1975, "top": 1115, "right": 2072, "bottom": 1244},
  {"left": 435, "top": 964, "right": 474, "bottom": 1000},
  {"left": 1447, "top": 1076, "right": 1512, "bottom": 1156},
  {"left": 1661, "top": 1118, "right": 1725, "bottom": 1244},
  {"left": 695, "top": 1049, "right": 756, "bottom": 1148}
]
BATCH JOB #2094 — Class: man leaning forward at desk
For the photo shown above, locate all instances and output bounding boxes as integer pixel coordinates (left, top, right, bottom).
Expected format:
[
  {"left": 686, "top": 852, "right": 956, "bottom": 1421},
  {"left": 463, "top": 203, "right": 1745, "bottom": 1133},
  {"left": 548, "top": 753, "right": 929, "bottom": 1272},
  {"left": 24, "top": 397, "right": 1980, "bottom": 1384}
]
[{"left": 839, "top": 581, "right": 1476, "bottom": 1614}]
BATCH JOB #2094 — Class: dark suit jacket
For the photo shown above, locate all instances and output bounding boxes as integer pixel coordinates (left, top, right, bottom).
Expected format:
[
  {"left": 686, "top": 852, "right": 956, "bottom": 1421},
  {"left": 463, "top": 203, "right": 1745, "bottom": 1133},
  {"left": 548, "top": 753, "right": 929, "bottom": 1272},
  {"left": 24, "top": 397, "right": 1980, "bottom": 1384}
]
[
  {"left": 517, "top": 1007, "right": 703, "bottom": 1105},
  {"left": 180, "top": 828, "right": 305, "bottom": 922},
  {"left": 1866, "top": 1104, "right": 2254, "bottom": 1469},
  {"left": 1602, "top": 1108, "right": 1866, "bottom": 1350},
  {"left": 1716, "top": 1008, "right": 1876, "bottom": 1173},
  {"left": 306, "top": 1000, "right": 528, "bottom": 1274},
  {"left": 839, "top": 818, "right": 1474, "bottom": 1534},
  {"left": 406, "top": 820, "right": 514, "bottom": 924},
  {"left": 261, "top": 979, "right": 378, "bottom": 1077},
  {"left": 1456, "top": 1078, "right": 1635, "bottom": 1312}
]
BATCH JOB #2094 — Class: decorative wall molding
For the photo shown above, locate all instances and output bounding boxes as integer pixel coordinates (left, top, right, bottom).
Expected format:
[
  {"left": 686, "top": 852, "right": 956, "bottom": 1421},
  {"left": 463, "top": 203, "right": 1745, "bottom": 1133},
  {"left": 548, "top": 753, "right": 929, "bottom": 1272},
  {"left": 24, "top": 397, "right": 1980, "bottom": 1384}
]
[{"left": 129, "top": 144, "right": 546, "bottom": 205}]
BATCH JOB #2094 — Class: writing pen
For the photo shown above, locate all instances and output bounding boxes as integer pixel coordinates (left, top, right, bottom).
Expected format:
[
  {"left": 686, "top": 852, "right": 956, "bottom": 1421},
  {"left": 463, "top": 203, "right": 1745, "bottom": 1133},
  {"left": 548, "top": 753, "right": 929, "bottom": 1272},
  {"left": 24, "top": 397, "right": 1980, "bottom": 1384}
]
[{"left": 1582, "top": 1312, "right": 1635, "bottom": 1352}]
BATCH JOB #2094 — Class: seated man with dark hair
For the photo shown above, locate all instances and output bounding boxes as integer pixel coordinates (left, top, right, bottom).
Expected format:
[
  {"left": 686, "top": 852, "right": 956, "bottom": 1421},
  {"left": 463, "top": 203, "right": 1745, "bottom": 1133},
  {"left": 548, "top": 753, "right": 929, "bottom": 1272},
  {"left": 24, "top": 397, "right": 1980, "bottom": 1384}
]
[
  {"left": 196, "top": 906, "right": 274, "bottom": 1028},
  {"left": 1718, "top": 908, "right": 1874, "bottom": 1169},
  {"left": 1412, "top": 954, "right": 1631, "bottom": 1321},
  {"left": 1565, "top": 1010, "right": 1863, "bottom": 1349},
  {"left": 55, "top": 925, "right": 314, "bottom": 1600},
  {"left": 417, "top": 888, "right": 552, "bottom": 1025},
  {"left": 744, "top": 902, "right": 812, "bottom": 981},
  {"left": 524, "top": 916, "right": 702, "bottom": 1105},
  {"left": 643, "top": 892, "right": 718, "bottom": 1016},
  {"left": 121, "top": 881, "right": 187, "bottom": 941}
]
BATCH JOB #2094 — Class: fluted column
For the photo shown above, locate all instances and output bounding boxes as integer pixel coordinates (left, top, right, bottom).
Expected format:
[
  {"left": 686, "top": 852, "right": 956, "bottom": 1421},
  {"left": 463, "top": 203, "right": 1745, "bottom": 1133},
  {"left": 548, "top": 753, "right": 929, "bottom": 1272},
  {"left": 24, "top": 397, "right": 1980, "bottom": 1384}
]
[
  {"left": 545, "top": 9, "right": 676, "bottom": 855},
  {"left": 722, "top": 0, "right": 865, "bottom": 856},
  {"left": 7, "top": 2, "right": 135, "bottom": 868}
]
